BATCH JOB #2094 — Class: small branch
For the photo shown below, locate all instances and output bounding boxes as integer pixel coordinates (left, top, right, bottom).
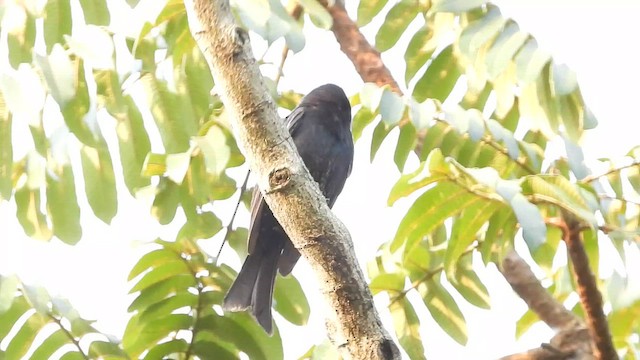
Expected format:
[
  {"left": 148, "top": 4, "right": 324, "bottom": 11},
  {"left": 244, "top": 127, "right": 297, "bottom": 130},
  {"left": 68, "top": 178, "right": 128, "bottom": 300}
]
[
  {"left": 274, "top": 4, "right": 302, "bottom": 87},
  {"left": 498, "top": 327, "right": 592, "bottom": 360},
  {"left": 215, "top": 170, "right": 250, "bottom": 262},
  {"left": 501, "top": 251, "right": 578, "bottom": 329},
  {"left": 581, "top": 161, "right": 640, "bottom": 184},
  {"left": 597, "top": 193, "right": 640, "bottom": 207},
  {"left": 560, "top": 215, "right": 617, "bottom": 360},
  {"left": 48, "top": 314, "right": 90, "bottom": 360},
  {"left": 183, "top": 0, "right": 400, "bottom": 358},
  {"left": 320, "top": 0, "right": 402, "bottom": 94}
]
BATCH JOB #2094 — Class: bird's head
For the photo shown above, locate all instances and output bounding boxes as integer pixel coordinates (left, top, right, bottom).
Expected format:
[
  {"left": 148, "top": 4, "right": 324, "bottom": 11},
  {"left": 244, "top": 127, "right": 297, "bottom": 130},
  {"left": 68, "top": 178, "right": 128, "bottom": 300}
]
[{"left": 299, "top": 84, "right": 351, "bottom": 121}]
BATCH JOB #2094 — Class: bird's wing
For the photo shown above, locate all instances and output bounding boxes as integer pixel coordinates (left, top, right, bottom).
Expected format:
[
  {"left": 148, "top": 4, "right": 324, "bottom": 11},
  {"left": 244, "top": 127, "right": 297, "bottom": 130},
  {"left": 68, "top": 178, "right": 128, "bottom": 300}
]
[
  {"left": 247, "top": 186, "right": 265, "bottom": 255},
  {"left": 248, "top": 107, "right": 306, "bottom": 254},
  {"left": 285, "top": 105, "right": 306, "bottom": 136}
]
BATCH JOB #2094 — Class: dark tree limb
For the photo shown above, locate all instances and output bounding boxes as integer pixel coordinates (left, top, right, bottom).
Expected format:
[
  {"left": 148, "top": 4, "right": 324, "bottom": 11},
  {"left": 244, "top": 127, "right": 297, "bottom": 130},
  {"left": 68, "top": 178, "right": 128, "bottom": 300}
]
[
  {"left": 321, "top": 1, "right": 402, "bottom": 94},
  {"left": 183, "top": 0, "right": 400, "bottom": 358},
  {"left": 559, "top": 216, "right": 617, "bottom": 359},
  {"left": 501, "top": 251, "right": 578, "bottom": 329}
]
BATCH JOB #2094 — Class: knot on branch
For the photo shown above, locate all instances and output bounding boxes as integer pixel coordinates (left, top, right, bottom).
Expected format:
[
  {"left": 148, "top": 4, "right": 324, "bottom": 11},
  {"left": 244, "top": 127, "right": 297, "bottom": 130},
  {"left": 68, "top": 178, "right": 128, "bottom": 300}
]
[
  {"left": 233, "top": 27, "right": 249, "bottom": 56},
  {"left": 267, "top": 167, "right": 291, "bottom": 192}
]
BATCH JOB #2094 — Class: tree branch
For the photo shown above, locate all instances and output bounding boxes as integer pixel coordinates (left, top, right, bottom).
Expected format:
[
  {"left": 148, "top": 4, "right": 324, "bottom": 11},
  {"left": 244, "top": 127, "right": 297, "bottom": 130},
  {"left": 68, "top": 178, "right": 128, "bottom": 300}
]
[
  {"left": 580, "top": 161, "right": 640, "bottom": 184},
  {"left": 560, "top": 215, "right": 617, "bottom": 360},
  {"left": 322, "top": 1, "right": 402, "bottom": 94},
  {"left": 501, "top": 251, "right": 578, "bottom": 329},
  {"left": 183, "top": 0, "right": 400, "bottom": 359}
]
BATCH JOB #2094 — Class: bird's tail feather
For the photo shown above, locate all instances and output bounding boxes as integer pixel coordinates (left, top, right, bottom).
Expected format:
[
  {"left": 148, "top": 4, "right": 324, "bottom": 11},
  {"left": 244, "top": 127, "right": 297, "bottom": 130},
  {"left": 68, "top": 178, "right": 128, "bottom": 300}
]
[
  {"left": 252, "top": 250, "right": 279, "bottom": 334},
  {"left": 222, "top": 251, "right": 279, "bottom": 335},
  {"left": 222, "top": 254, "right": 261, "bottom": 311}
]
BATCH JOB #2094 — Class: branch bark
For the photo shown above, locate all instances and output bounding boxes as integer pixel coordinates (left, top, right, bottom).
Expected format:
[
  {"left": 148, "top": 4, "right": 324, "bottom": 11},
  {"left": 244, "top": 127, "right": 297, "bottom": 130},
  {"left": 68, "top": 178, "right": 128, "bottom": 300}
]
[
  {"left": 500, "top": 251, "right": 593, "bottom": 359},
  {"left": 183, "top": 0, "right": 400, "bottom": 359},
  {"left": 322, "top": 1, "right": 402, "bottom": 94},
  {"left": 561, "top": 216, "right": 617, "bottom": 360}
]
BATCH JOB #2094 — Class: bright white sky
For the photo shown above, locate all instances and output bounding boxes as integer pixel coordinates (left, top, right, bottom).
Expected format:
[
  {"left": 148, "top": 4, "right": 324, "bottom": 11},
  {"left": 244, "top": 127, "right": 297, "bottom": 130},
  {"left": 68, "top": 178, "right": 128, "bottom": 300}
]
[{"left": 2, "top": 0, "right": 640, "bottom": 359}]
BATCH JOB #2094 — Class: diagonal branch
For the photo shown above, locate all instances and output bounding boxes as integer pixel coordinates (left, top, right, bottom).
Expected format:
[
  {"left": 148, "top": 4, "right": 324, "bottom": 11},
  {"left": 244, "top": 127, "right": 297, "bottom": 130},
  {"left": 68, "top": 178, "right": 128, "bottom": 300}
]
[
  {"left": 501, "top": 250, "right": 578, "bottom": 329},
  {"left": 183, "top": 0, "right": 400, "bottom": 359},
  {"left": 322, "top": 1, "right": 402, "bottom": 94}
]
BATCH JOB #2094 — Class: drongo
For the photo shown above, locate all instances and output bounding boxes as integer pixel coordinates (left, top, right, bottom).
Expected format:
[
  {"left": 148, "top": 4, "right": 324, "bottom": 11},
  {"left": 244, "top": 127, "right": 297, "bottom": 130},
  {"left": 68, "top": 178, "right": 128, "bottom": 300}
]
[{"left": 223, "top": 84, "right": 354, "bottom": 334}]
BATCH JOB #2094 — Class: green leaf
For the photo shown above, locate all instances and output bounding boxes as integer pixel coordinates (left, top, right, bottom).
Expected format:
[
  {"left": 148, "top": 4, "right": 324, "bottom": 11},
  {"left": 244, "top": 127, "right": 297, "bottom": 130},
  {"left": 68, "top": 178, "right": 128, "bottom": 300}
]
[
  {"left": 78, "top": 0, "right": 110, "bottom": 25},
  {"left": 192, "top": 340, "right": 238, "bottom": 360},
  {"left": 375, "top": 0, "right": 420, "bottom": 52},
  {"left": 30, "top": 329, "right": 70, "bottom": 360},
  {"left": 200, "top": 314, "right": 284, "bottom": 360},
  {"left": 117, "top": 99, "right": 152, "bottom": 194},
  {"left": 81, "top": 140, "right": 117, "bottom": 224},
  {"left": 128, "top": 274, "right": 196, "bottom": 312},
  {"left": 515, "top": 38, "right": 551, "bottom": 84},
  {"left": 557, "top": 90, "right": 584, "bottom": 142},
  {"left": 357, "top": 0, "right": 389, "bottom": 26},
  {"left": 138, "top": 293, "right": 198, "bottom": 324},
  {"left": 521, "top": 175, "right": 596, "bottom": 225},
  {"left": 445, "top": 200, "right": 501, "bottom": 276},
  {"left": 432, "top": 0, "right": 486, "bottom": 13},
  {"left": 405, "top": 25, "right": 436, "bottom": 83},
  {"left": 485, "top": 20, "right": 528, "bottom": 79},
  {"left": 297, "top": 0, "right": 332, "bottom": 29},
  {"left": 128, "top": 248, "right": 181, "bottom": 281},
  {"left": 370, "top": 273, "right": 405, "bottom": 295},
  {"left": 379, "top": 89, "right": 404, "bottom": 125},
  {"left": 413, "top": 45, "right": 461, "bottom": 103},
  {"left": 389, "top": 298, "right": 426, "bottom": 360},
  {"left": 61, "top": 60, "right": 94, "bottom": 146},
  {"left": 360, "top": 82, "right": 384, "bottom": 112},
  {"left": 123, "top": 314, "right": 193, "bottom": 358},
  {"left": 352, "top": 106, "right": 377, "bottom": 142},
  {"left": 394, "top": 123, "right": 416, "bottom": 172},
  {"left": 144, "top": 339, "right": 189, "bottom": 360},
  {"left": 129, "top": 260, "right": 191, "bottom": 293},
  {"left": 458, "top": 6, "right": 506, "bottom": 59},
  {"left": 510, "top": 193, "right": 546, "bottom": 251},
  {"left": 0, "top": 112, "right": 12, "bottom": 201},
  {"left": 193, "top": 124, "right": 231, "bottom": 177},
  {"left": 515, "top": 309, "right": 539, "bottom": 338},
  {"left": 451, "top": 257, "right": 491, "bottom": 309},
  {"left": 388, "top": 148, "right": 448, "bottom": 205},
  {"left": 88, "top": 340, "right": 127, "bottom": 358},
  {"left": 35, "top": 44, "right": 75, "bottom": 107},
  {"left": 15, "top": 187, "right": 53, "bottom": 241},
  {"left": 392, "top": 181, "right": 477, "bottom": 252},
  {"left": 177, "top": 211, "right": 223, "bottom": 241},
  {"left": 370, "top": 120, "right": 392, "bottom": 162},
  {"left": 6, "top": 312, "right": 49, "bottom": 359},
  {"left": 151, "top": 178, "right": 181, "bottom": 224},
  {"left": 141, "top": 74, "right": 195, "bottom": 153},
  {"left": 6, "top": 11, "right": 36, "bottom": 68},
  {"left": 46, "top": 165, "right": 82, "bottom": 244},
  {"left": 419, "top": 280, "right": 468, "bottom": 344},
  {"left": 273, "top": 274, "right": 310, "bottom": 326},
  {"left": 481, "top": 206, "right": 517, "bottom": 265},
  {"left": 43, "top": 0, "right": 72, "bottom": 52},
  {"left": 0, "top": 275, "right": 19, "bottom": 313}
]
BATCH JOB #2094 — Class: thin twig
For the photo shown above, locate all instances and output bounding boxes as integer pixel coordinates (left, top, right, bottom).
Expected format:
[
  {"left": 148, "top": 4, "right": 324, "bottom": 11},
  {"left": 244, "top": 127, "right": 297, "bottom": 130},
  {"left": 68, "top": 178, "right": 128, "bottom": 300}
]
[
  {"left": 581, "top": 161, "right": 640, "bottom": 183},
  {"left": 215, "top": 170, "right": 250, "bottom": 263},
  {"left": 48, "top": 314, "right": 90, "bottom": 360}
]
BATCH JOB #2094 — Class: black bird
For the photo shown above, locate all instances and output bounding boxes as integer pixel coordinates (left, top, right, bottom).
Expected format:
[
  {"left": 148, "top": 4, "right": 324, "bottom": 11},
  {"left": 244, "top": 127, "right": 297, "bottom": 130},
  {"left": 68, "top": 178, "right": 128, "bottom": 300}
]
[{"left": 222, "top": 84, "right": 354, "bottom": 334}]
